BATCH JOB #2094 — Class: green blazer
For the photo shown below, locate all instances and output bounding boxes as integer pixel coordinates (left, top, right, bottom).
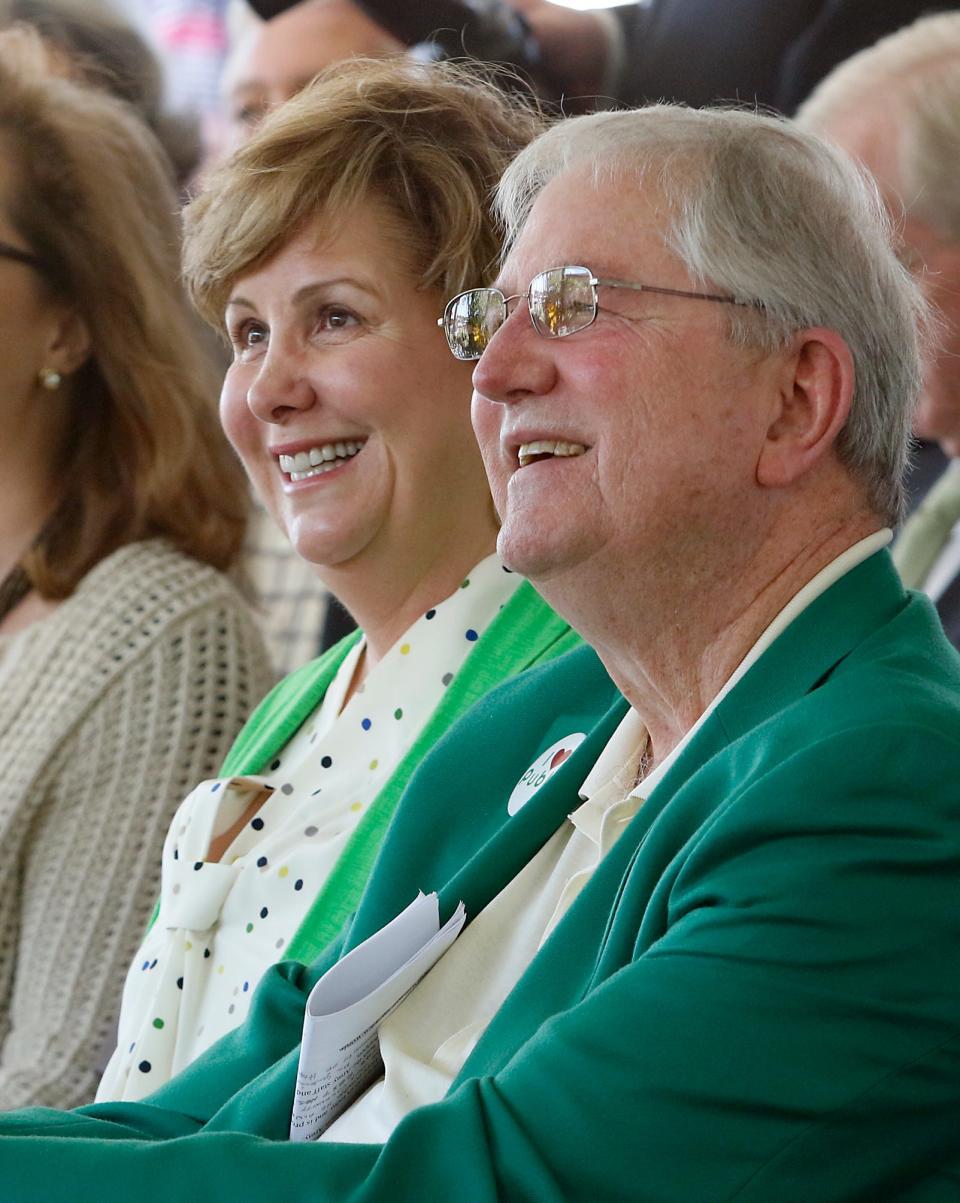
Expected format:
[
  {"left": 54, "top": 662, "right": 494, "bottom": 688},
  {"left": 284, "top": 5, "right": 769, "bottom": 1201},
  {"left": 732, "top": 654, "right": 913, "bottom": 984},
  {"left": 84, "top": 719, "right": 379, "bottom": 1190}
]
[{"left": 3, "top": 549, "right": 960, "bottom": 1201}]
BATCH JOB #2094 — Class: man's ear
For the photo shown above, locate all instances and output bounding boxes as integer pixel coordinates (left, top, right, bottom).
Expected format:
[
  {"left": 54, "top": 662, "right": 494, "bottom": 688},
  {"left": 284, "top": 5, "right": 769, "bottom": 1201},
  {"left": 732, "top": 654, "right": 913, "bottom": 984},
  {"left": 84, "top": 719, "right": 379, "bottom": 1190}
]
[
  {"left": 756, "top": 328, "right": 854, "bottom": 489},
  {"left": 44, "top": 308, "right": 92, "bottom": 379}
]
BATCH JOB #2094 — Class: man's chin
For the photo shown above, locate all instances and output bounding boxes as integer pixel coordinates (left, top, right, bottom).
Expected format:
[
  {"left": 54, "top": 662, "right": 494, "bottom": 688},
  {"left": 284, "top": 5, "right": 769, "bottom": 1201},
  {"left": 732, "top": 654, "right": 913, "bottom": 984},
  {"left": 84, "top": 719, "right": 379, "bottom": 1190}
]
[{"left": 496, "top": 525, "right": 591, "bottom": 590}]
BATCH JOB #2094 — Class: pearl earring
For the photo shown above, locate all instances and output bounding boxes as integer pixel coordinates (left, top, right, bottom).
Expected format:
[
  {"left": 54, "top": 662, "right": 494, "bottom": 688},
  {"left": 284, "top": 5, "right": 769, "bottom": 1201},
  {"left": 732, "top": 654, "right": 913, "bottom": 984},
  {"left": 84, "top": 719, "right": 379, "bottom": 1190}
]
[{"left": 38, "top": 367, "right": 62, "bottom": 391}]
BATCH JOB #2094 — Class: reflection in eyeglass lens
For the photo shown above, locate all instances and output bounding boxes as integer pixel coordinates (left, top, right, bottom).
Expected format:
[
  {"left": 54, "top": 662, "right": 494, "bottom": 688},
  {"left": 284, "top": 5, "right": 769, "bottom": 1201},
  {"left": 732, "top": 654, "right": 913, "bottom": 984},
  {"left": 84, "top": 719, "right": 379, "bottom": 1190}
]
[
  {"left": 445, "top": 290, "right": 505, "bottom": 359},
  {"left": 531, "top": 268, "right": 595, "bottom": 338}
]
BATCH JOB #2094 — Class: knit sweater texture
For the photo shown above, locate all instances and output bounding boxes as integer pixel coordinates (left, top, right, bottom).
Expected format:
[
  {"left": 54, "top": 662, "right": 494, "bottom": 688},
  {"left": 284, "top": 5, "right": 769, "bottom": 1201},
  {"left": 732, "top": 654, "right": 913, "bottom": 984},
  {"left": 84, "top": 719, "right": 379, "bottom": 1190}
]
[{"left": 0, "top": 540, "right": 275, "bottom": 1111}]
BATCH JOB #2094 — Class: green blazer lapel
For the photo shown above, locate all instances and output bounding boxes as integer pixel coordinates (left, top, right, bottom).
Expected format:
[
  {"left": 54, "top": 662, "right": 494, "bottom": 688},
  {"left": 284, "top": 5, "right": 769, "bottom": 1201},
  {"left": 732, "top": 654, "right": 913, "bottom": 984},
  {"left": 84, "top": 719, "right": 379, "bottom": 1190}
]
[
  {"left": 712, "top": 549, "right": 908, "bottom": 746},
  {"left": 623, "top": 550, "right": 909, "bottom": 833},
  {"left": 341, "top": 645, "right": 625, "bottom": 946},
  {"left": 201, "top": 648, "right": 622, "bottom": 1140},
  {"left": 435, "top": 697, "right": 627, "bottom": 927}
]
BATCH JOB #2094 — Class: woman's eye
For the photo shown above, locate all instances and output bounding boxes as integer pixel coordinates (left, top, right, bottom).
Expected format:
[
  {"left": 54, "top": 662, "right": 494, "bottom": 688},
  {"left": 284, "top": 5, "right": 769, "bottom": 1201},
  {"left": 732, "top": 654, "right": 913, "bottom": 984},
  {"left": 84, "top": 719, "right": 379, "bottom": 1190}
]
[
  {"left": 231, "top": 320, "right": 267, "bottom": 353},
  {"left": 316, "top": 306, "right": 359, "bottom": 334}
]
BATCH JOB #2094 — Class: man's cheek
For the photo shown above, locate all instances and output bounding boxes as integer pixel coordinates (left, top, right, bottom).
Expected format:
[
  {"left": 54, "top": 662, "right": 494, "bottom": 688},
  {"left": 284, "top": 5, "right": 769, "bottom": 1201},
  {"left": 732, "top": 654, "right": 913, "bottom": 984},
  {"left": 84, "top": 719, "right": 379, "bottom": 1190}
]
[{"left": 470, "top": 396, "right": 504, "bottom": 471}]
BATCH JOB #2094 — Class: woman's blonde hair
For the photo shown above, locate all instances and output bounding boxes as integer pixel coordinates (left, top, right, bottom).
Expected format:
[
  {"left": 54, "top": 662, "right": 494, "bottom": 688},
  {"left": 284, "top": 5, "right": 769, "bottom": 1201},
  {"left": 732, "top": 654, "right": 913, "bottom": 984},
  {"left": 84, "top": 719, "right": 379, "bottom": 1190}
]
[
  {"left": 0, "top": 30, "right": 248, "bottom": 596},
  {"left": 183, "top": 57, "right": 545, "bottom": 329}
]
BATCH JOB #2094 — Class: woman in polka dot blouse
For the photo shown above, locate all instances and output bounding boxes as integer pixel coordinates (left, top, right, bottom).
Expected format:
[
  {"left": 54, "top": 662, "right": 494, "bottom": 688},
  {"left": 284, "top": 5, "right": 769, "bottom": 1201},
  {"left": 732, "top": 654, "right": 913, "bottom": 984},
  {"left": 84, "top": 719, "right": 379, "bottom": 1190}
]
[{"left": 97, "top": 60, "right": 581, "bottom": 1102}]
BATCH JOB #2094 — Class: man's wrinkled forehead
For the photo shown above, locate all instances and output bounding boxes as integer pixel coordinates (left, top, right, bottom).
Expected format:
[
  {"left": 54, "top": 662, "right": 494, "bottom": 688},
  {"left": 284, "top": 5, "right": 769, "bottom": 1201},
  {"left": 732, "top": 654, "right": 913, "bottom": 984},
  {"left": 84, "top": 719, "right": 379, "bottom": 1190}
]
[{"left": 495, "top": 164, "right": 673, "bottom": 291}]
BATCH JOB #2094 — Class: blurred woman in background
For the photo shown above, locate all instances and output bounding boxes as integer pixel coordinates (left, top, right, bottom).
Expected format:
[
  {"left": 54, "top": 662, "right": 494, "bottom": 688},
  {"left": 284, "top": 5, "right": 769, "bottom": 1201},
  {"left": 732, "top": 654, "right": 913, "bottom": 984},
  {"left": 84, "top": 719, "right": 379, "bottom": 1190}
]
[
  {"left": 0, "top": 31, "right": 273, "bottom": 1109},
  {"left": 0, "top": 0, "right": 201, "bottom": 184},
  {"left": 97, "top": 59, "right": 578, "bottom": 1102}
]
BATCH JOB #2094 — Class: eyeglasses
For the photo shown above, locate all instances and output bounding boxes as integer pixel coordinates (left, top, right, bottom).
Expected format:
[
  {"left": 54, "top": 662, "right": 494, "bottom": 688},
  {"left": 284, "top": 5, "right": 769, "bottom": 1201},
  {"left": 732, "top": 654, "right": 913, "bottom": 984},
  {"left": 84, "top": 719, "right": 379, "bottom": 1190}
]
[
  {"left": 0, "top": 240, "right": 47, "bottom": 274},
  {"left": 439, "top": 263, "right": 749, "bottom": 361}
]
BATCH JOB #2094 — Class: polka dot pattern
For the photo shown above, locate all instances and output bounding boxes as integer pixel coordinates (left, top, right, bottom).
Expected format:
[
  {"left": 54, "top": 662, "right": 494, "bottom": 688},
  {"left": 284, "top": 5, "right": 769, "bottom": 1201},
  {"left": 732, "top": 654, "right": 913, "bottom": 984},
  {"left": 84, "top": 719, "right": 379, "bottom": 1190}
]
[{"left": 103, "top": 554, "right": 522, "bottom": 1104}]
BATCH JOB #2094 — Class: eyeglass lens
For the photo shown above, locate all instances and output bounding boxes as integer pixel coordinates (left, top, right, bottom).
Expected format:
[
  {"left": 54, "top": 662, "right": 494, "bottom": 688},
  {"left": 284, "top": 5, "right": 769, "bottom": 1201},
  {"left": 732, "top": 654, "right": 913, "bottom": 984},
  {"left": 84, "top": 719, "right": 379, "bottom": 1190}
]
[
  {"left": 443, "top": 288, "right": 506, "bottom": 360},
  {"left": 529, "top": 266, "right": 596, "bottom": 338},
  {"left": 443, "top": 266, "right": 599, "bottom": 360}
]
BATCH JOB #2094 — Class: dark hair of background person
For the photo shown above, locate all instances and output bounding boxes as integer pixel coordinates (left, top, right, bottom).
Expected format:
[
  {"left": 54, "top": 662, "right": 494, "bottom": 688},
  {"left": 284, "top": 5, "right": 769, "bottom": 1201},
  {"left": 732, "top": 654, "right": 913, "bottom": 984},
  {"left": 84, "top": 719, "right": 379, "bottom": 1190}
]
[
  {"left": 0, "top": 30, "right": 250, "bottom": 597},
  {"left": 0, "top": 0, "right": 200, "bottom": 184}
]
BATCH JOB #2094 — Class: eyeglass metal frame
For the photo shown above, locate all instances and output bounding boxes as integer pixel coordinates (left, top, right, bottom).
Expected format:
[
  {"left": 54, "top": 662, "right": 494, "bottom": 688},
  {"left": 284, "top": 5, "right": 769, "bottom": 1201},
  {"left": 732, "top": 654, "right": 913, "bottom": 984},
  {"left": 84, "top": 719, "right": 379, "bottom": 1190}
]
[
  {"left": 439, "top": 263, "right": 752, "bottom": 361},
  {"left": 0, "top": 240, "right": 48, "bottom": 274}
]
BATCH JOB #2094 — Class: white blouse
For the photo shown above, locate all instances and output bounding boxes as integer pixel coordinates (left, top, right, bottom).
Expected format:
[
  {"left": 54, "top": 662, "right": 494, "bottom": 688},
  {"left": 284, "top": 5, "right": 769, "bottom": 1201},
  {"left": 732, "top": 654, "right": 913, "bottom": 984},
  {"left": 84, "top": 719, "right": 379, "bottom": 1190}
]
[{"left": 97, "top": 555, "right": 520, "bottom": 1103}]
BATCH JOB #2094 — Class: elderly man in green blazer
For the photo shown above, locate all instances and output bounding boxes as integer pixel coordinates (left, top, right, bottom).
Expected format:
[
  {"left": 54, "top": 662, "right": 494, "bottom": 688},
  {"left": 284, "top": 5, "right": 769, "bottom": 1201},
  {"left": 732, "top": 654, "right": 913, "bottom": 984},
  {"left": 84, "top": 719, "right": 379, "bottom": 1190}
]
[{"left": 2, "top": 104, "right": 959, "bottom": 1200}]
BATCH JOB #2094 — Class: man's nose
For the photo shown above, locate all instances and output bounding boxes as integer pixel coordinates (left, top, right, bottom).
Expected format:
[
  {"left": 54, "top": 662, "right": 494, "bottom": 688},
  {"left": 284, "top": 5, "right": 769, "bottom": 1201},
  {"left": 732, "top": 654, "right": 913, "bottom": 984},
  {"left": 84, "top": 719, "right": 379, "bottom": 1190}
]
[{"left": 471, "top": 301, "right": 558, "bottom": 406}]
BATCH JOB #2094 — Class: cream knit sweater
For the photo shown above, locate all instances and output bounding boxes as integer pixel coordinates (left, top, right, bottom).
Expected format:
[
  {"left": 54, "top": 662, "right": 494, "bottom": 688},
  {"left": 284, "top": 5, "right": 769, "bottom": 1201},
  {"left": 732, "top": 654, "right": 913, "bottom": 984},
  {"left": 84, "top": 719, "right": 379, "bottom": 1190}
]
[{"left": 0, "top": 540, "right": 275, "bottom": 1110}]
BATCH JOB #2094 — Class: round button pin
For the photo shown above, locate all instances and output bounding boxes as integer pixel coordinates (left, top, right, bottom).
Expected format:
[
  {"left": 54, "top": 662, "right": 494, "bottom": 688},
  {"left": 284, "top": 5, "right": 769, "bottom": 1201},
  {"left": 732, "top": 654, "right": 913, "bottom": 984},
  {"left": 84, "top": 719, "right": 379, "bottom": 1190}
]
[{"left": 507, "top": 733, "right": 587, "bottom": 816}]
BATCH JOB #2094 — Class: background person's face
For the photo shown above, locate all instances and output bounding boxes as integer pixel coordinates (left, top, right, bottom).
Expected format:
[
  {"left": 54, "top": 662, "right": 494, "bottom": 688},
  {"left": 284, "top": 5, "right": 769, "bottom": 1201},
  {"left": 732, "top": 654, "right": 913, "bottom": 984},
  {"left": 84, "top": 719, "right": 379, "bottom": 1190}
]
[
  {"left": 900, "top": 217, "right": 960, "bottom": 455},
  {"left": 822, "top": 102, "right": 960, "bottom": 453},
  {"left": 226, "top": 0, "right": 402, "bottom": 143},
  {"left": 220, "top": 200, "right": 488, "bottom": 577}
]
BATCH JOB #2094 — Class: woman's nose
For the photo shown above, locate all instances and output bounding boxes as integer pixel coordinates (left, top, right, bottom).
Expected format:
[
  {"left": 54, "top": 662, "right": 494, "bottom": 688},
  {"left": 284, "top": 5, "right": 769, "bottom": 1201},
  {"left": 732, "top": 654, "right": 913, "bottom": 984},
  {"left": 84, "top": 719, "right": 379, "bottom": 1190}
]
[{"left": 245, "top": 345, "right": 318, "bottom": 423}]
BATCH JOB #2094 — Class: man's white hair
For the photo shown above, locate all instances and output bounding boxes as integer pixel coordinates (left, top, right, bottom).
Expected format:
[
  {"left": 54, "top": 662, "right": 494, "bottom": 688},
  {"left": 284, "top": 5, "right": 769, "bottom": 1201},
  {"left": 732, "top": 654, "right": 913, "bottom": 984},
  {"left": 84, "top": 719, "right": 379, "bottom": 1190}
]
[
  {"left": 797, "top": 13, "right": 960, "bottom": 242},
  {"left": 496, "top": 104, "right": 930, "bottom": 524}
]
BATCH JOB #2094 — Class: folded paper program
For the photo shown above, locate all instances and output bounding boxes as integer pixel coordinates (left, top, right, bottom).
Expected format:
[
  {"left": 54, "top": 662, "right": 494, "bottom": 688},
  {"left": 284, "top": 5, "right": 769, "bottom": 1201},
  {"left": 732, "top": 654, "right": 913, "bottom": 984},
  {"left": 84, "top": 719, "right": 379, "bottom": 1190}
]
[{"left": 290, "top": 893, "right": 466, "bottom": 1141}]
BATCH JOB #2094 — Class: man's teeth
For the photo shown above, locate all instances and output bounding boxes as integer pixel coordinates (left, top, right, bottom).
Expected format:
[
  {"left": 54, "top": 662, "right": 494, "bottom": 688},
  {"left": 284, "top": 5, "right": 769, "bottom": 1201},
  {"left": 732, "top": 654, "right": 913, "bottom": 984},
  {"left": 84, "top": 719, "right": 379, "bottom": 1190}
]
[
  {"left": 517, "top": 440, "right": 586, "bottom": 468},
  {"left": 279, "top": 441, "right": 364, "bottom": 481}
]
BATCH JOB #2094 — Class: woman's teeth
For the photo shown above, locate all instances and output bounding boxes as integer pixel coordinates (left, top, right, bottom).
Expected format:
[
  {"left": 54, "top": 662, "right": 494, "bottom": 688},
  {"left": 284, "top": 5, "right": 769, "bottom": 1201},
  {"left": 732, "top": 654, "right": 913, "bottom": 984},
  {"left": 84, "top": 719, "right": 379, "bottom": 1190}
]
[
  {"left": 517, "top": 440, "right": 586, "bottom": 468},
  {"left": 279, "top": 441, "right": 364, "bottom": 481}
]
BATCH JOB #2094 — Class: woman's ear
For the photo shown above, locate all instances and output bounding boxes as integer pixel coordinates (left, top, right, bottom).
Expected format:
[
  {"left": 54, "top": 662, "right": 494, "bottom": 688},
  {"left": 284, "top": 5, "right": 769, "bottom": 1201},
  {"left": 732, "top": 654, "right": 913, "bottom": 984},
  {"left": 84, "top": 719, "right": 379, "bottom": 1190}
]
[
  {"left": 43, "top": 307, "right": 92, "bottom": 379},
  {"left": 756, "top": 327, "right": 855, "bottom": 489}
]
